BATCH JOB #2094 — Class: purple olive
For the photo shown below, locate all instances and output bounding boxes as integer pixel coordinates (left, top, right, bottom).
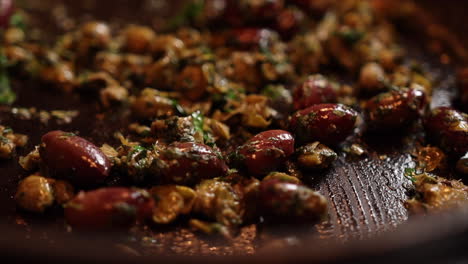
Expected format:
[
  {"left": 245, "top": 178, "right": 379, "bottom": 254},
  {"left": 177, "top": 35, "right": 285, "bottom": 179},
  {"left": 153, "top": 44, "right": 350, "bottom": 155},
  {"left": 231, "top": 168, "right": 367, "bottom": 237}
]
[
  {"left": 40, "top": 131, "right": 111, "bottom": 187},
  {"left": 0, "top": 0, "right": 14, "bottom": 28},
  {"left": 65, "top": 187, "right": 154, "bottom": 230},
  {"left": 293, "top": 74, "right": 338, "bottom": 110},
  {"left": 424, "top": 107, "right": 468, "bottom": 155},
  {"left": 290, "top": 103, "right": 358, "bottom": 145},
  {"left": 229, "top": 28, "right": 276, "bottom": 50},
  {"left": 259, "top": 179, "right": 328, "bottom": 222},
  {"left": 365, "top": 88, "right": 427, "bottom": 131},
  {"left": 159, "top": 142, "right": 228, "bottom": 186},
  {"left": 235, "top": 130, "right": 295, "bottom": 176}
]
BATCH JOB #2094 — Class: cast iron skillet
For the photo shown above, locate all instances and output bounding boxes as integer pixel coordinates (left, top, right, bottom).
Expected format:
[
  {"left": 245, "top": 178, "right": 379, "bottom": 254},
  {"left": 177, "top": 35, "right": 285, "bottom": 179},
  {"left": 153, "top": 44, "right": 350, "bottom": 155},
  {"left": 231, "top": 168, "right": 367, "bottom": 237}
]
[{"left": 0, "top": 0, "right": 467, "bottom": 262}]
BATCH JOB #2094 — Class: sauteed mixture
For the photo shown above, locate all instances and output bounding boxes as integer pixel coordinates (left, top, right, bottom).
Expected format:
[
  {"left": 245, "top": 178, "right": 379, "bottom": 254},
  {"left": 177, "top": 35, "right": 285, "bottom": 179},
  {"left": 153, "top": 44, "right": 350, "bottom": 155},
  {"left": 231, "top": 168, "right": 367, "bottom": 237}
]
[{"left": 0, "top": 0, "right": 467, "bottom": 248}]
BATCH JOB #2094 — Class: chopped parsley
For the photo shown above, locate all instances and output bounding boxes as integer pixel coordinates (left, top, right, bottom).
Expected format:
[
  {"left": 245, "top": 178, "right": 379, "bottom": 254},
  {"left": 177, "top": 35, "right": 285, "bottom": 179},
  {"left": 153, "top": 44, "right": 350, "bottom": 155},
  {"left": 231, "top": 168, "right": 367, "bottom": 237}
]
[
  {"left": 0, "top": 135, "right": 10, "bottom": 144},
  {"left": 336, "top": 29, "right": 365, "bottom": 45},
  {"left": 167, "top": 0, "right": 205, "bottom": 30},
  {"left": 129, "top": 145, "right": 147, "bottom": 157},
  {"left": 170, "top": 99, "right": 187, "bottom": 116},
  {"left": 2, "top": 127, "right": 13, "bottom": 134},
  {"left": 58, "top": 132, "right": 77, "bottom": 139},
  {"left": 9, "top": 12, "right": 26, "bottom": 31},
  {"left": 0, "top": 52, "right": 16, "bottom": 105},
  {"left": 191, "top": 111, "right": 216, "bottom": 147},
  {"left": 191, "top": 111, "right": 204, "bottom": 134},
  {"left": 404, "top": 167, "right": 416, "bottom": 183},
  {"left": 128, "top": 145, "right": 149, "bottom": 170},
  {"left": 260, "top": 45, "right": 277, "bottom": 65},
  {"left": 262, "top": 85, "right": 284, "bottom": 100}
]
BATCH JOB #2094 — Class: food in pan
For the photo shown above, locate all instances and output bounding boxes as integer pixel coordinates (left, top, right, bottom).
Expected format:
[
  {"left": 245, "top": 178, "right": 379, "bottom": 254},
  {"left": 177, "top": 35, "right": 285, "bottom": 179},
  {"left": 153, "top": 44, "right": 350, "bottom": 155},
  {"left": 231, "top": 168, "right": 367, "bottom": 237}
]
[{"left": 1, "top": 0, "right": 467, "bottom": 242}]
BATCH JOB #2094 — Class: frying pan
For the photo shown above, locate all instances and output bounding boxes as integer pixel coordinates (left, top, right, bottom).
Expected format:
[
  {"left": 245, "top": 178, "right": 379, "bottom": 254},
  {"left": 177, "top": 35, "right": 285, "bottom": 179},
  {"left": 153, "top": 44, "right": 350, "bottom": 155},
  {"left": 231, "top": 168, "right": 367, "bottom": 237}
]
[{"left": 0, "top": 0, "right": 467, "bottom": 262}]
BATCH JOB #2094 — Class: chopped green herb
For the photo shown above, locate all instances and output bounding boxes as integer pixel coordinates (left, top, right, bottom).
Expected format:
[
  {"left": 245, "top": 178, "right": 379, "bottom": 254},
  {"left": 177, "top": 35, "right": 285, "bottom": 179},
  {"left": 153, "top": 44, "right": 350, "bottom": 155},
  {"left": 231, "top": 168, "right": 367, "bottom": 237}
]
[
  {"left": 262, "top": 85, "right": 283, "bottom": 100},
  {"left": 0, "top": 135, "right": 10, "bottom": 144},
  {"left": 191, "top": 111, "right": 204, "bottom": 135},
  {"left": 404, "top": 167, "right": 416, "bottom": 183},
  {"left": 336, "top": 29, "right": 365, "bottom": 45},
  {"left": 2, "top": 127, "right": 12, "bottom": 134},
  {"left": 167, "top": 0, "right": 205, "bottom": 30},
  {"left": 129, "top": 145, "right": 147, "bottom": 157},
  {"left": 191, "top": 111, "right": 216, "bottom": 147},
  {"left": 203, "top": 132, "right": 216, "bottom": 147},
  {"left": 0, "top": 52, "right": 16, "bottom": 105},
  {"left": 404, "top": 167, "right": 415, "bottom": 176},
  {"left": 260, "top": 45, "right": 278, "bottom": 65},
  {"left": 59, "top": 132, "right": 77, "bottom": 139},
  {"left": 170, "top": 99, "right": 187, "bottom": 116},
  {"left": 9, "top": 12, "right": 27, "bottom": 31}
]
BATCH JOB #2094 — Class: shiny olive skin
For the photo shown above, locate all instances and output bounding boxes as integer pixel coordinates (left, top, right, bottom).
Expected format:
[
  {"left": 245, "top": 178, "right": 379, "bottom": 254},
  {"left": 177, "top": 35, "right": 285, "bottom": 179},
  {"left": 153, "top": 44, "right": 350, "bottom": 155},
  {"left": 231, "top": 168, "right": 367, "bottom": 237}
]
[
  {"left": 424, "top": 107, "right": 468, "bottom": 155},
  {"left": 293, "top": 74, "right": 338, "bottom": 110},
  {"left": 40, "top": 131, "right": 111, "bottom": 187},
  {"left": 0, "top": 0, "right": 14, "bottom": 28},
  {"left": 235, "top": 130, "right": 295, "bottom": 176},
  {"left": 159, "top": 142, "right": 228, "bottom": 186},
  {"left": 65, "top": 187, "right": 154, "bottom": 230},
  {"left": 259, "top": 179, "right": 328, "bottom": 222},
  {"left": 364, "top": 88, "right": 427, "bottom": 131},
  {"left": 290, "top": 104, "right": 358, "bottom": 146}
]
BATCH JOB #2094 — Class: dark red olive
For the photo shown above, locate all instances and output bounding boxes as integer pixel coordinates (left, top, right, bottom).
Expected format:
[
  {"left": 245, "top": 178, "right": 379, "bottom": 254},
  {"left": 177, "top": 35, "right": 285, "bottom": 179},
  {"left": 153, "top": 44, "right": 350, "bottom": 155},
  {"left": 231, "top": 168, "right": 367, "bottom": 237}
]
[
  {"left": 0, "top": 0, "right": 14, "bottom": 28},
  {"left": 275, "top": 7, "right": 304, "bottom": 40},
  {"left": 235, "top": 130, "right": 295, "bottom": 176},
  {"left": 424, "top": 107, "right": 468, "bottom": 155},
  {"left": 293, "top": 74, "right": 338, "bottom": 110},
  {"left": 159, "top": 142, "right": 228, "bottom": 185},
  {"left": 290, "top": 104, "right": 358, "bottom": 145},
  {"left": 364, "top": 88, "right": 427, "bottom": 131},
  {"left": 259, "top": 179, "right": 327, "bottom": 222},
  {"left": 40, "top": 131, "right": 111, "bottom": 187},
  {"left": 229, "top": 28, "right": 276, "bottom": 50},
  {"left": 65, "top": 187, "right": 154, "bottom": 230}
]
